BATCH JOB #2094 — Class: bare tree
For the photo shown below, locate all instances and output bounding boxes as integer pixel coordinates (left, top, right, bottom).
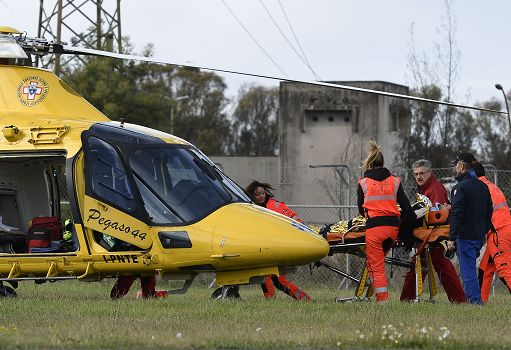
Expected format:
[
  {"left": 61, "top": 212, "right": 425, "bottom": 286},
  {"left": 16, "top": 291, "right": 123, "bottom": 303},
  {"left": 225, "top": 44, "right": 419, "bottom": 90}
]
[
  {"left": 434, "top": 0, "right": 461, "bottom": 147},
  {"left": 473, "top": 99, "right": 511, "bottom": 168},
  {"left": 398, "top": 0, "right": 473, "bottom": 167}
]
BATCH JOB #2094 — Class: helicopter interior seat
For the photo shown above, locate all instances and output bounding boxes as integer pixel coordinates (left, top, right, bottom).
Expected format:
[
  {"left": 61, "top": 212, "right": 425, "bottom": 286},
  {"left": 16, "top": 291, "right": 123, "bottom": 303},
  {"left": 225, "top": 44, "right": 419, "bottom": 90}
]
[
  {"left": 172, "top": 179, "right": 200, "bottom": 205},
  {"left": 172, "top": 179, "right": 222, "bottom": 214},
  {"left": 0, "top": 190, "right": 27, "bottom": 253}
]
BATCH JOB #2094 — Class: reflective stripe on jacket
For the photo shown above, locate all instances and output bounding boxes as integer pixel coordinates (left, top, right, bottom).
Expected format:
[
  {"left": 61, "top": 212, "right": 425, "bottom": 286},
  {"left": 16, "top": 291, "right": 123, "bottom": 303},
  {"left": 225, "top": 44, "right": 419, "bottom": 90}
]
[
  {"left": 359, "top": 176, "right": 401, "bottom": 218},
  {"left": 479, "top": 176, "right": 511, "bottom": 231}
]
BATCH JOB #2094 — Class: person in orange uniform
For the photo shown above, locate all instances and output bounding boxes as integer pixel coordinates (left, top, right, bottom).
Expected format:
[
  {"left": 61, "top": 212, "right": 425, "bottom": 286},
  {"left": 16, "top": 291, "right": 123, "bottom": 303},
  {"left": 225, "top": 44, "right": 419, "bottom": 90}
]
[
  {"left": 246, "top": 181, "right": 311, "bottom": 301},
  {"left": 400, "top": 159, "right": 466, "bottom": 303},
  {"left": 357, "top": 141, "right": 424, "bottom": 302},
  {"left": 473, "top": 163, "right": 511, "bottom": 302},
  {"left": 247, "top": 181, "right": 301, "bottom": 222}
]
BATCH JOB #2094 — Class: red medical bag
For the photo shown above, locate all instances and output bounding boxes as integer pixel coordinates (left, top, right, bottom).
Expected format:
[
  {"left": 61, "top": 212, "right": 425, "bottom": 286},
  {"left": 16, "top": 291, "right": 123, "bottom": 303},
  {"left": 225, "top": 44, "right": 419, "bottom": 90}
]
[
  {"left": 30, "top": 217, "right": 62, "bottom": 241},
  {"left": 27, "top": 227, "right": 52, "bottom": 249}
]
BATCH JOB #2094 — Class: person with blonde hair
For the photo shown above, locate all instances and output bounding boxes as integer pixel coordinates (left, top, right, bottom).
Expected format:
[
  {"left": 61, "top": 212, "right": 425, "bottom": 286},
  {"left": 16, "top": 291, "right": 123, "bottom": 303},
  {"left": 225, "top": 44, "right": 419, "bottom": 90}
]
[{"left": 357, "top": 140, "right": 425, "bottom": 301}]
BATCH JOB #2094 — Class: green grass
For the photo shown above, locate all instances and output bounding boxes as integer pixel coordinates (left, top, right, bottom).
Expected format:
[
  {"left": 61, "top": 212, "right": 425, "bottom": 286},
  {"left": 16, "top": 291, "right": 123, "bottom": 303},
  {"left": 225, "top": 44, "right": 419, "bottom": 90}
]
[{"left": 0, "top": 280, "right": 510, "bottom": 349}]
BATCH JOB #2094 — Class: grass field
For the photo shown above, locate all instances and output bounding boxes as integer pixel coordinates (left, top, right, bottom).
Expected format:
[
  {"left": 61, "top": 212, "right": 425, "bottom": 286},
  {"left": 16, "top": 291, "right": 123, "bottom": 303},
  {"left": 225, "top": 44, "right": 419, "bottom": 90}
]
[{"left": 1, "top": 279, "right": 510, "bottom": 349}]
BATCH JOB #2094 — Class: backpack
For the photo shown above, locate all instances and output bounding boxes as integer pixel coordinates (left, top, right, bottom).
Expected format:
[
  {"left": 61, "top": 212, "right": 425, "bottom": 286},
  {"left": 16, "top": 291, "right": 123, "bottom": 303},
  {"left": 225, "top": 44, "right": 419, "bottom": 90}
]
[
  {"left": 27, "top": 227, "right": 52, "bottom": 250},
  {"left": 30, "top": 217, "right": 62, "bottom": 241},
  {"left": 27, "top": 217, "right": 63, "bottom": 251}
]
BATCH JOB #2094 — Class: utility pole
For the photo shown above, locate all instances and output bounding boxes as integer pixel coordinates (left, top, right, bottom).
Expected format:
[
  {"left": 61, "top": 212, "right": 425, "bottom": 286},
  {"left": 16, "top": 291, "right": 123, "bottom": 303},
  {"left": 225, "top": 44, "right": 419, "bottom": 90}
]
[
  {"left": 37, "top": 0, "right": 122, "bottom": 74},
  {"left": 495, "top": 84, "right": 511, "bottom": 137}
]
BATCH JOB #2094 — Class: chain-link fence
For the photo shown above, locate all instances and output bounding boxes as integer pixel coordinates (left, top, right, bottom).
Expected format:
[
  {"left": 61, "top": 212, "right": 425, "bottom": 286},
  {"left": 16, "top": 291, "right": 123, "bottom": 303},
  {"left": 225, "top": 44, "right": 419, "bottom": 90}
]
[{"left": 216, "top": 163, "right": 511, "bottom": 294}]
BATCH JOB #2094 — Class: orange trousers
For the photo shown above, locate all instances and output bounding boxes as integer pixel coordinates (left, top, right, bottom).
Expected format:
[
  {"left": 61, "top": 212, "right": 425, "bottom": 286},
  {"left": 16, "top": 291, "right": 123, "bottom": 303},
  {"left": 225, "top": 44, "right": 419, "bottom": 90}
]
[
  {"left": 261, "top": 274, "right": 312, "bottom": 301},
  {"left": 479, "top": 230, "right": 511, "bottom": 302},
  {"left": 365, "top": 226, "right": 398, "bottom": 301}
]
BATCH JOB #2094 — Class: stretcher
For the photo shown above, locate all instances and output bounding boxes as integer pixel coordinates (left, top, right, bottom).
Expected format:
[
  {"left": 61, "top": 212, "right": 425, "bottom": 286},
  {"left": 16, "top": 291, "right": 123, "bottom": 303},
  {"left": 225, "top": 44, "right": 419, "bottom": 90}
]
[{"left": 312, "top": 209, "right": 451, "bottom": 302}]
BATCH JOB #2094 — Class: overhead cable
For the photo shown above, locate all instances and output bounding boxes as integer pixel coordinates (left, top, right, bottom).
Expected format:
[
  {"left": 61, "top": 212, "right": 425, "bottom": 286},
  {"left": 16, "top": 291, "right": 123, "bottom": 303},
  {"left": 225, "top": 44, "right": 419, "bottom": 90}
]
[
  {"left": 221, "top": 0, "right": 288, "bottom": 77},
  {"left": 277, "top": 0, "right": 320, "bottom": 80},
  {"left": 0, "top": 0, "right": 13, "bottom": 14},
  {"left": 259, "top": 0, "right": 320, "bottom": 81}
]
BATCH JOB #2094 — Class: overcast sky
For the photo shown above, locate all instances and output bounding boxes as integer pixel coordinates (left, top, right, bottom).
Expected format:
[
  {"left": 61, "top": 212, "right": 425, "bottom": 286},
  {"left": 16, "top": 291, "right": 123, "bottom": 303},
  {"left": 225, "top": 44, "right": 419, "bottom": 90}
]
[{"left": 1, "top": 0, "right": 510, "bottom": 109}]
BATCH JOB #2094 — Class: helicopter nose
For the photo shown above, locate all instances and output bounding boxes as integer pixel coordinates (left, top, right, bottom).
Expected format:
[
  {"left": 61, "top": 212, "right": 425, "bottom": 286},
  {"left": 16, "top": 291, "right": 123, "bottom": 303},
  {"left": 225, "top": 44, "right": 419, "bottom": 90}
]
[
  {"left": 269, "top": 222, "right": 330, "bottom": 266},
  {"left": 212, "top": 204, "right": 329, "bottom": 268}
]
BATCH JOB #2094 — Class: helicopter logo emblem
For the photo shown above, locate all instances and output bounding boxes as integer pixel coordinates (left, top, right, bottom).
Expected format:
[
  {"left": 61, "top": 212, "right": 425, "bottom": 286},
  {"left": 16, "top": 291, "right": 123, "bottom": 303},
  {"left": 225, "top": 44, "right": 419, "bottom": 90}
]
[{"left": 17, "top": 76, "right": 49, "bottom": 107}]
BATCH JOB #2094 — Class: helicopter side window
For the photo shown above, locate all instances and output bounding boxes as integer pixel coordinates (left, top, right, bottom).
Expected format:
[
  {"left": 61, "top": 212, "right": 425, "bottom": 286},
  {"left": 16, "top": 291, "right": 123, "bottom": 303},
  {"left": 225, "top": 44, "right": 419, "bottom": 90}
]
[{"left": 87, "top": 137, "right": 136, "bottom": 212}]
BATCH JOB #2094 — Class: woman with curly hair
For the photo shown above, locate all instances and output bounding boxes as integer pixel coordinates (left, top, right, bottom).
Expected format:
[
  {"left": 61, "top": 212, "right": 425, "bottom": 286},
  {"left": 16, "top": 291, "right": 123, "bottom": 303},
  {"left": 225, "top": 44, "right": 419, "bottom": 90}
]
[
  {"left": 246, "top": 180, "right": 310, "bottom": 301},
  {"left": 245, "top": 181, "right": 301, "bottom": 222},
  {"left": 212, "top": 181, "right": 310, "bottom": 301}
]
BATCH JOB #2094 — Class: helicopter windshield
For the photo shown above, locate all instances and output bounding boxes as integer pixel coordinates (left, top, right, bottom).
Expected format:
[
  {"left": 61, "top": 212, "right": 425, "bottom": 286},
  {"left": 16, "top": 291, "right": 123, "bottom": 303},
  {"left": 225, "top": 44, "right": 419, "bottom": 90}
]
[{"left": 128, "top": 146, "right": 249, "bottom": 224}]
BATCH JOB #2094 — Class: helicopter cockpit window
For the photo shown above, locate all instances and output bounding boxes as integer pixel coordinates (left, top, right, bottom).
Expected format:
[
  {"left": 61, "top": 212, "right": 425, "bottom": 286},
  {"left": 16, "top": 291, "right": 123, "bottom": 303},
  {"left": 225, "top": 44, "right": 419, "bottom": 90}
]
[
  {"left": 189, "top": 148, "right": 251, "bottom": 203},
  {"left": 129, "top": 147, "right": 232, "bottom": 224},
  {"left": 87, "top": 137, "right": 136, "bottom": 212}
]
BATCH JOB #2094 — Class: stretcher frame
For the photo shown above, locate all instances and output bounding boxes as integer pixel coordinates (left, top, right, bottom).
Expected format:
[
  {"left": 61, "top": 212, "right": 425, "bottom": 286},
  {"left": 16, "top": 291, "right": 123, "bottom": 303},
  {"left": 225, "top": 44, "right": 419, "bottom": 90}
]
[{"left": 317, "top": 223, "right": 450, "bottom": 302}]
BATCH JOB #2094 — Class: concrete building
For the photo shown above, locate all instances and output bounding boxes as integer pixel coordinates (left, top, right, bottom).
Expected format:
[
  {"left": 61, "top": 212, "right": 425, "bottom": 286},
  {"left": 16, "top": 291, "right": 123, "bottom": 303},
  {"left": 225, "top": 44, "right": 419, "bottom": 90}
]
[{"left": 213, "top": 81, "right": 410, "bottom": 223}]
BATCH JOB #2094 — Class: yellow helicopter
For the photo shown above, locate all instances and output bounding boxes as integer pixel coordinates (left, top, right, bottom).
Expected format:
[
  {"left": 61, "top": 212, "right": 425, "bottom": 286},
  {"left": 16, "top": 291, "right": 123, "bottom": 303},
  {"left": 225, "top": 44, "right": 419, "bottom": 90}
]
[
  {"left": 0, "top": 26, "right": 331, "bottom": 297},
  {"left": 0, "top": 26, "right": 504, "bottom": 299}
]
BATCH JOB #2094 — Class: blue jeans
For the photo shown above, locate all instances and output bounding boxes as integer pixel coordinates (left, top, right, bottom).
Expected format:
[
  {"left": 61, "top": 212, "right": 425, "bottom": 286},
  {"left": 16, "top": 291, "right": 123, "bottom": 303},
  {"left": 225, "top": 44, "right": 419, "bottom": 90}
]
[{"left": 456, "top": 239, "right": 484, "bottom": 304}]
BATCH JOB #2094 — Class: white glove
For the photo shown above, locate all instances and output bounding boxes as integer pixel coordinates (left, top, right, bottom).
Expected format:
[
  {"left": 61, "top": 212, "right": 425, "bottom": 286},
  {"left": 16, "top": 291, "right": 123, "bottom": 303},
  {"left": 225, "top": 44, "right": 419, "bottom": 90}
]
[{"left": 414, "top": 207, "right": 427, "bottom": 219}]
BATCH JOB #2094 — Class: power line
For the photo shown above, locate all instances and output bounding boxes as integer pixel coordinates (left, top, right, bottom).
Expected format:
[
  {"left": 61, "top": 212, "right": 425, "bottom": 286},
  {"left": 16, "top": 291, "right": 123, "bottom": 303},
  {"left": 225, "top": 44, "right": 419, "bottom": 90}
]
[
  {"left": 221, "top": 0, "right": 288, "bottom": 77},
  {"left": 259, "top": 0, "right": 320, "bottom": 81},
  {"left": 0, "top": 0, "right": 13, "bottom": 14},
  {"left": 277, "top": 0, "right": 320, "bottom": 80}
]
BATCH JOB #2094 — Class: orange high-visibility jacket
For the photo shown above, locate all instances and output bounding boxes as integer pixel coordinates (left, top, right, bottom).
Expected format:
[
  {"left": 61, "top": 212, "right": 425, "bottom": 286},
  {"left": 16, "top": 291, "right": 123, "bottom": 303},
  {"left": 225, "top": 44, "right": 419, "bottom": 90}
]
[
  {"left": 266, "top": 198, "right": 302, "bottom": 222},
  {"left": 479, "top": 176, "right": 511, "bottom": 231},
  {"left": 359, "top": 176, "right": 401, "bottom": 218}
]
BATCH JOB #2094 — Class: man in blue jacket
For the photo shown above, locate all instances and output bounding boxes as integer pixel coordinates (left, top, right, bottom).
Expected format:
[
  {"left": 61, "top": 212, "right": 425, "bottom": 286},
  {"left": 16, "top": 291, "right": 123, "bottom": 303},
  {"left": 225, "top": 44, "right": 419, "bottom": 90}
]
[{"left": 447, "top": 153, "right": 493, "bottom": 304}]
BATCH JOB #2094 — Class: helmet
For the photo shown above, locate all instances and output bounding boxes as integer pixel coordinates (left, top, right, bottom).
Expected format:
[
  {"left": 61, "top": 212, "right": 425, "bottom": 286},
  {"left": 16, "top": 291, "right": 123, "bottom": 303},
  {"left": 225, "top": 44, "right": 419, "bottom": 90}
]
[{"left": 63, "top": 219, "right": 73, "bottom": 240}]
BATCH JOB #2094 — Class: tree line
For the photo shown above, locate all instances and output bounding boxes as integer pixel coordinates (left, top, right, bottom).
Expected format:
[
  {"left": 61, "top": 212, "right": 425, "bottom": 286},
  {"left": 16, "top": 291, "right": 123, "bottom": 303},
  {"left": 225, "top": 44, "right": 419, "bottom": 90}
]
[
  {"left": 396, "top": 0, "right": 511, "bottom": 169},
  {"left": 61, "top": 40, "right": 278, "bottom": 157},
  {"left": 62, "top": 7, "right": 510, "bottom": 168}
]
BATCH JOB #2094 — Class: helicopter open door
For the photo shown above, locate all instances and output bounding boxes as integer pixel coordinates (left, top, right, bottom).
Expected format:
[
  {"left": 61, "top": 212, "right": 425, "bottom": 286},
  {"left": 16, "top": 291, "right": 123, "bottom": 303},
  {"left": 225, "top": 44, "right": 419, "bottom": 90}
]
[{"left": 80, "top": 132, "right": 152, "bottom": 250}]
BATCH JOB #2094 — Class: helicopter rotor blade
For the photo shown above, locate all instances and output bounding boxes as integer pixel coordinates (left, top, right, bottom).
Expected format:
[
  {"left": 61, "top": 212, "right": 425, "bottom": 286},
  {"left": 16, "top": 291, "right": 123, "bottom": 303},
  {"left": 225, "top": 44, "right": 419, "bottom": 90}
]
[{"left": 59, "top": 44, "right": 506, "bottom": 115}]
